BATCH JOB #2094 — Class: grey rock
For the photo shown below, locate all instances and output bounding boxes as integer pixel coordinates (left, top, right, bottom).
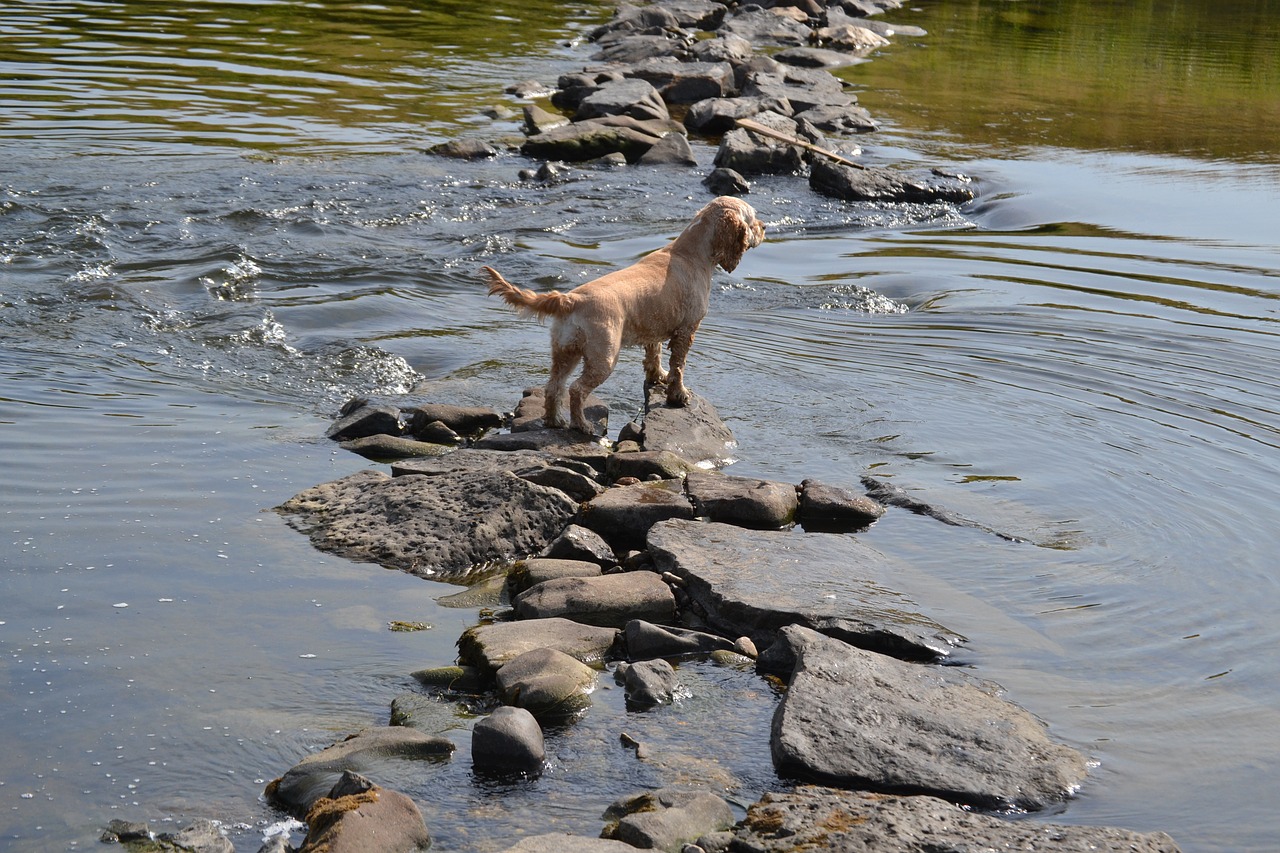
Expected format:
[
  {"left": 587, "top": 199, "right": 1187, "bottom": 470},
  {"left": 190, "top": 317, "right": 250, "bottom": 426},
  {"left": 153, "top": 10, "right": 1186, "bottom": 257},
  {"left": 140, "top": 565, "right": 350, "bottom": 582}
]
[
  {"left": 512, "top": 385, "right": 609, "bottom": 434},
  {"left": 693, "top": 831, "right": 733, "bottom": 853},
  {"left": 810, "top": 158, "right": 976, "bottom": 204},
  {"left": 296, "top": 773, "right": 431, "bottom": 853},
  {"left": 578, "top": 479, "right": 695, "bottom": 550},
  {"left": 409, "top": 419, "right": 462, "bottom": 445},
  {"left": 473, "top": 430, "right": 613, "bottom": 471},
  {"left": 389, "top": 692, "right": 468, "bottom": 734},
  {"left": 156, "top": 819, "right": 233, "bottom": 853},
  {"left": 640, "top": 386, "right": 736, "bottom": 467},
  {"left": 427, "top": 138, "right": 499, "bottom": 160},
  {"left": 623, "top": 619, "right": 736, "bottom": 659},
  {"left": 639, "top": 132, "right": 698, "bottom": 167},
  {"left": 325, "top": 402, "right": 402, "bottom": 441},
  {"left": 340, "top": 433, "right": 453, "bottom": 461},
  {"left": 814, "top": 23, "right": 892, "bottom": 52},
  {"left": 774, "top": 46, "right": 868, "bottom": 69},
  {"left": 589, "top": 4, "right": 681, "bottom": 41},
  {"left": 594, "top": 34, "right": 691, "bottom": 65},
  {"left": 771, "top": 627, "right": 1089, "bottom": 811},
  {"left": 508, "top": 79, "right": 553, "bottom": 98},
  {"left": 256, "top": 834, "right": 295, "bottom": 853},
  {"left": 685, "top": 470, "right": 799, "bottom": 529},
  {"left": 606, "top": 449, "right": 697, "bottom": 482},
  {"left": 267, "top": 727, "right": 455, "bottom": 817},
  {"left": 409, "top": 665, "right": 487, "bottom": 693},
  {"left": 688, "top": 33, "right": 752, "bottom": 65},
  {"left": 102, "top": 820, "right": 151, "bottom": 843},
  {"left": 472, "top": 706, "right": 546, "bottom": 775},
  {"left": 735, "top": 787, "right": 1181, "bottom": 851},
  {"left": 539, "top": 523, "right": 618, "bottom": 567},
  {"left": 390, "top": 448, "right": 550, "bottom": 478},
  {"left": 647, "top": 519, "right": 965, "bottom": 661},
  {"left": 720, "top": 8, "right": 812, "bottom": 47},
  {"left": 576, "top": 78, "right": 670, "bottom": 123},
  {"left": 515, "top": 570, "right": 676, "bottom": 627},
  {"left": 651, "top": 0, "right": 727, "bottom": 30},
  {"left": 521, "top": 115, "right": 680, "bottom": 164},
  {"left": 405, "top": 402, "right": 502, "bottom": 437},
  {"left": 714, "top": 111, "right": 806, "bottom": 176},
  {"left": 615, "top": 658, "right": 680, "bottom": 709},
  {"left": 742, "top": 69, "right": 857, "bottom": 114},
  {"left": 276, "top": 469, "right": 578, "bottom": 582},
  {"left": 496, "top": 647, "right": 598, "bottom": 719},
  {"left": 509, "top": 558, "right": 603, "bottom": 595},
  {"left": 517, "top": 464, "right": 606, "bottom": 503},
  {"left": 701, "top": 167, "right": 750, "bottom": 196},
  {"left": 524, "top": 103, "right": 570, "bottom": 135},
  {"left": 625, "top": 58, "right": 735, "bottom": 104},
  {"left": 794, "top": 102, "right": 877, "bottom": 134},
  {"left": 605, "top": 788, "right": 735, "bottom": 851},
  {"left": 458, "top": 616, "right": 620, "bottom": 675},
  {"left": 684, "top": 96, "right": 793, "bottom": 136},
  {"left": 859, "top": 18, "right": 929, "bottom": 38},
  {"left": 797, "top": 478, "right": 885, "bottom": 531},
  {"left": 501, "top": 834, "right": 638, "bottom": 853}
]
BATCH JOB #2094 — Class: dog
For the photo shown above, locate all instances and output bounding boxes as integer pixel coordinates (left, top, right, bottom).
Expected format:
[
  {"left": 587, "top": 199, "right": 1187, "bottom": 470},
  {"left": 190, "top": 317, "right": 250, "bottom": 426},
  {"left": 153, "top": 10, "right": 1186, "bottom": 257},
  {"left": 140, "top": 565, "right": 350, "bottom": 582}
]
[{"left": 482, "top": 196, "right": 765, "bottom": 434}]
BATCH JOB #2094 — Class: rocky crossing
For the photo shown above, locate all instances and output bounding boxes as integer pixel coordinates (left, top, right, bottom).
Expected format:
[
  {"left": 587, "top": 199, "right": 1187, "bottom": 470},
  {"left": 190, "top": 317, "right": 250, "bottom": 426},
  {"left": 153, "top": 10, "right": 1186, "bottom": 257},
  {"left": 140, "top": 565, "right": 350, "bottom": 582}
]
[{"left": 104, "top": 1, "right": 1184, "bottom": 851}]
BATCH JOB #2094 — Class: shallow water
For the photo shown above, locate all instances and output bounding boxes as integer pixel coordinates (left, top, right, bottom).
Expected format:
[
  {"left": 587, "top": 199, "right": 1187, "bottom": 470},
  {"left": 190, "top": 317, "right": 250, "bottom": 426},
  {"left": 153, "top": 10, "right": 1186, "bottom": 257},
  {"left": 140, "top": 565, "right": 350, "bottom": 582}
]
[{"left": 2, "top": 0, "right": 1279, "bottom": 850}]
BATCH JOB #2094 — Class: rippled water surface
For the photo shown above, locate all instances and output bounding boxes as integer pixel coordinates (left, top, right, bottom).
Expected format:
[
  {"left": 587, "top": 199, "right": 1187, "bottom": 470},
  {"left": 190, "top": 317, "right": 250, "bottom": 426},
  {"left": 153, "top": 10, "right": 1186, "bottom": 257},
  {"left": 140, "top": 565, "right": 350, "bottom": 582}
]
[{"left": 3, "top": 1, "right": 1279, "bottom": 850}]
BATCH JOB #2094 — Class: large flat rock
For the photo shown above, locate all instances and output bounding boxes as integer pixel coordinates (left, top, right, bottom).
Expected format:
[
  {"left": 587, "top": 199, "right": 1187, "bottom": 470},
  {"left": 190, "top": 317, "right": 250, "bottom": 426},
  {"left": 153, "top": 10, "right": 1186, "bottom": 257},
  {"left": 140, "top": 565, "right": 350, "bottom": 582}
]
[
  {"left": 735, "top": 787, "right": 1181, "bottom": 852},
  {"left": 640, "top": 387, "right": 736, "bottom": 467},
  {"left": 276, "top": 469, "right": 578, "bottom": 582},
  {"left": 458, "top": 617, "right": 620, "bottom": 675},
  {"left": 647, "top": 519, "right": 964, "bottom": 661},
  {"left": 770, "top": 627, "right": 1089, "bottom": 812}
]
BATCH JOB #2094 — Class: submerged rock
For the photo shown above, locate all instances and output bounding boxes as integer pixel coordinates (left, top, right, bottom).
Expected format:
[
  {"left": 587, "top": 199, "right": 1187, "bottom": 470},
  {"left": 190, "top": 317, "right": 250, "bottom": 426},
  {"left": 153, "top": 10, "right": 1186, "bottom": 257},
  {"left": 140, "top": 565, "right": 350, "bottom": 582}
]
[
  {"left": 501, "top": 835, "right": 637, "bottom": 853},
  {"left": 770, "top": 627, "right": 1089, "bottom": 811},
  {"left": 735, "top": 787, "right": 1182, "bottom": 852},
  {"left": 603, "top": 787, "right": 735, "bottom": 851},
  {"left": 647, "top": 519, "right": 964, "bottom": 661}
]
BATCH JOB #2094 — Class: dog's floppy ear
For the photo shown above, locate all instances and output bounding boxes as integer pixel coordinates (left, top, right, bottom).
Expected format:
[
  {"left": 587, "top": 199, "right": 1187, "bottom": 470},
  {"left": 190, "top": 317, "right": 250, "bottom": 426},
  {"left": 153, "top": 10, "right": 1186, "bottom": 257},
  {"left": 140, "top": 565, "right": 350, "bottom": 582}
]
[{"left": 712, "top": 205, "right": 752, "bottom": 273}]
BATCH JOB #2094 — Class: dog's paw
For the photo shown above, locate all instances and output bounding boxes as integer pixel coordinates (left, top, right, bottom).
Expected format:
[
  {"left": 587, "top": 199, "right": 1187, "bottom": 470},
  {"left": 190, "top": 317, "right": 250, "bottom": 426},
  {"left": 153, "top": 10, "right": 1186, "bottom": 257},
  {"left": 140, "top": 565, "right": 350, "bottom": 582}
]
[{"left": 666, "top": 385, "right": 691, "bottom": 407}]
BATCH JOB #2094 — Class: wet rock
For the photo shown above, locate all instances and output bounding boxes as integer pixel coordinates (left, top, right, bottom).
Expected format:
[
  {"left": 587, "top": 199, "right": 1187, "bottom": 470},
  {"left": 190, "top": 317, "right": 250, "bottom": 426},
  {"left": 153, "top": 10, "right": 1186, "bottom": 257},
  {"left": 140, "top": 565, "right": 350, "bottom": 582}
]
[
  {"left": 859, "top": 18, "right": 929, "bottom": 38},
  {"left": 684, "top": 96, "right": 792, "bottom": 136},
  {"left": 797, "top": 478, "right": 885, "bottom": 531},
  {"left": 860, "top": 474, "right": 1022, "bottom": 542},
  {"left": 640, "top": 387, "right": 736, "bottom": 467},
  {"left": 523, "top": 103, "right": 570, "bottom": 135},
  {"left": 605, "top": 449, "right": 697, "bottom": 482},
  {"left": 509, "top": 557, "right": 603, "bottom": 595},
  {"left": 589, "top": 3, "right": 682, "bottom": 40},
  {"left": 512, "top": 385, "right": 609, "bottom": 434},
  {"left": 325, "top": 402, "right": 402, "bottom": 441},
  {"left": 266, "top": 727, "right": 454, "bottom": 818},
  {"left": 578, "top": 479, "right": 695, "bottom": 550},
  {"left": 604, "top": 788, "right": 735, "bottom": 851},
  {"left": 771, "top": 626, "right": 1088, "bottom": 811},
  {"left": 515, "top": 570, "right": 677, "bottom": 627},
  {"left": 340, "top": 434, "right": 454, "bottom": 460},
  {"left": 742, "top": 68, "right": 857, "bottom": 114},
  {"left": 615, "top": 658, "right": 680, "bottom": 709},
  {"left": 639, "top": 132, "right": 698, "bottom": 167},
  {"left": 297, "top": 771, "right": 431, "bottom": 853},
  {"left": 647, "top": 519, "right": 965, "bottom": 661},
  {"left": 553, "top": 69, "right": 627, "bottom": 113},
  {"left": 685, "top": 470, "right": 799, "bottom": 529},
  {"left": 101, "top": 819, "right": 151, "bottom": 844},
  {"left": 472, "top": 430, "right": 612, "bottom": 471},
  {"left": 736, "top": 787, "right": 1180, "bottom": 852},
  {"left": 390, "top": 448, "right": 549, "bottom": 478},
  {"left": 719, "top": 8, "right": 813, "bottom": 47},
  {"left": 539, "top": 523, "right": 618, "bottom": 567},
  {"left": 815, "top": 23, "right": 892, "bottom": 52},
  {"left": 702, "top": 167, "right": 750, "bottom": 196},
  {"left": 276, "top": 469, "right": 578, "bottom": 582},
  {"left": 793, "top": 102, "right": 877, "bottom": 135},
  {"left": 593, "top": 34, "right": 691, "bottom": 65},
  {"left": 409, "top": 419, "right": 463, "bottom": 445},
  {"left": 389, "top": 692, "right": 468, "bottom": 734},
  {"left": 810, "top": 158, "right": 976, "bottom": 204},
  {"left": 405, "top": 402, "right": 503, "bottom": 437},
  {"left": 713, "top": 111, "right": 807, "bottom": 176},
  {"left": 625, "top": 58, "right": 735, "bottom": 104},
  {"left": 457, "top": 616, "right": 620, "bottom": 675},
  {"left": 774, "top": 46, "right": 868, "bottom": 69},
  {"left": 409, "top": 664, "right": 487, "bottom": 693},
  {"left": 518, "top": 464, "right": 606, "bottom": 503},
  {"left": 508, "top": 79, "right": 552, "bottom": 98},
  {"left": 652, "top": 0, "right": 727, "bottom": 30},
  {"left": 427, "top": 138, "right": 499, "bottom": 160},
  {"left": 521, "top": 115, "right": 687, "bottom": 164},
  {"left": 688, "top": 33, "right": 753, "bottom": 65},
  {"left": 496, "top": 647, "right": 598, "bottom": 719},
  {"left": 146, "top": 819, "right": 233, "bottom": 853},
  {"left": 622, "top": 619, "right": 736, "bottom": 659},
  {"left": 501, "top": 835, "right": 638, "bottom": 853},
  {"left": 576, "top": 78, "right": 670, "bottom": 123},
  {"left": 472, "top": 706, "right": 546, "bottom": 775}
]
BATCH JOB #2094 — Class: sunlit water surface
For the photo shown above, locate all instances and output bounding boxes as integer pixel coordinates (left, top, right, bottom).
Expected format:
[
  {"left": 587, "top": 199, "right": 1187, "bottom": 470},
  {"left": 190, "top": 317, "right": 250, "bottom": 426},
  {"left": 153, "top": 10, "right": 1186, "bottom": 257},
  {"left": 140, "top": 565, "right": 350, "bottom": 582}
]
[{"left": 2, "top": 1, "right": 1279, "bottom": 851}]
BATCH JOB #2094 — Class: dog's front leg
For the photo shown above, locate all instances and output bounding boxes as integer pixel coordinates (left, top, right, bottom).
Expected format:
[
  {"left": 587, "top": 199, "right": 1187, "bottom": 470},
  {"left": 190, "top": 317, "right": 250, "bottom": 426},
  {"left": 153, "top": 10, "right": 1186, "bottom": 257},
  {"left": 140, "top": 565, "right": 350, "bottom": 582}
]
[
  {"left": 643, "top": 342, "right": 669, "bottom": 388},
  {"left": 665, "top": 327, "right": 696, "bottom": 407}
]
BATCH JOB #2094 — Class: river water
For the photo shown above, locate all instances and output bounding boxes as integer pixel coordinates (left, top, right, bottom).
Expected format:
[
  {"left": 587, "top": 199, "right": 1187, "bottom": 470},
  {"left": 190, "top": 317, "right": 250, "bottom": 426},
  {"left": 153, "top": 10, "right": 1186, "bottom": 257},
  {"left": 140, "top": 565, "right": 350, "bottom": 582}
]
[{"left": 2, "top": 1, "right": 1278, "bottom": 850}]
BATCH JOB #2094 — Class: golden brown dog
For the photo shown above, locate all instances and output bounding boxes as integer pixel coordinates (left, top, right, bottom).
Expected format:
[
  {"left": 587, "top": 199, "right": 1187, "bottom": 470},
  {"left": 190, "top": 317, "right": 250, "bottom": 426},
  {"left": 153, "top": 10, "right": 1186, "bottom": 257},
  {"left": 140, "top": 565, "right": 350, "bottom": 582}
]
[{"left": 482, "top": 196, "right": 765, "bottom": 434}]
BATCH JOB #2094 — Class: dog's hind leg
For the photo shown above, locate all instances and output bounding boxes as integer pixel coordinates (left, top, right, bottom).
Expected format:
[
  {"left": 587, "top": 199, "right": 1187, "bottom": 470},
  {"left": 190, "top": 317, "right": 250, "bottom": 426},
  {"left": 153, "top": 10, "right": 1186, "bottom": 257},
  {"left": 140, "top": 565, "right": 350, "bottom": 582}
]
[
  {"left": 544, "top": 344, "right": 582, "bottom": 430},
  {"left": 568, "top": 337, "right": 619, "bottom": 435},
  {"left": 642, "top": 342, "right": 669, "bottom": 388}
]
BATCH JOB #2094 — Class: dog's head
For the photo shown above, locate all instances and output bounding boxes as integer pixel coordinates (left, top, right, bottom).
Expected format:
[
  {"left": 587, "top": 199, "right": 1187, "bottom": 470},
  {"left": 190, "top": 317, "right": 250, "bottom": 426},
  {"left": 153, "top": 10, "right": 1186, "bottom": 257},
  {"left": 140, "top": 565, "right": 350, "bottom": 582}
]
[{"left": 704, "top": 196, "right": 765, "bottom": 273}]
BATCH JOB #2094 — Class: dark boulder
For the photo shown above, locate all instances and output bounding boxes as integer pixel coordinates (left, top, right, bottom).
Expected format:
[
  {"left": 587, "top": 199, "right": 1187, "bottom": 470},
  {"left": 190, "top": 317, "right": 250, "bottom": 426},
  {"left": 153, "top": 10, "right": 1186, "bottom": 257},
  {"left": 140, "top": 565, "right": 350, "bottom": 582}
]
[
  {"left": 472, "top": 706, "right": 546, "bottom": 775},
  {"left": 326, "top": 402, "right": 402, "bottom": 441},
  {"left": 810, "top": 158, "right": 976, "bottom": 204},
  {"left": 576, "top": 78, "right": 670, "bottom": 123}
]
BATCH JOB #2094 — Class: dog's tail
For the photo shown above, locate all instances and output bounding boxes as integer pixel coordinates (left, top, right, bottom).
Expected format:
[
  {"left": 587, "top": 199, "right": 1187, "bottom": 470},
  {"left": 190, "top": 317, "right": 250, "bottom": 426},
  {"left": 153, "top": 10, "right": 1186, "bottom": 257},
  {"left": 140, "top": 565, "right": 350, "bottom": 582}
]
[{"left": 482, "top": 266, "right": 576, "bottom": 319}]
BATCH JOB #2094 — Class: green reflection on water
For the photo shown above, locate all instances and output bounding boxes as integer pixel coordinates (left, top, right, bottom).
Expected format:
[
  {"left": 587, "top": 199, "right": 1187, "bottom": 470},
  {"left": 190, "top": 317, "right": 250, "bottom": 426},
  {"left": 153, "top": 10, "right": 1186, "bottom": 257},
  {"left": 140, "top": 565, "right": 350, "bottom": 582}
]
[{"left": 844, "top": 0, "right": 1280, "bottom": 162}]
